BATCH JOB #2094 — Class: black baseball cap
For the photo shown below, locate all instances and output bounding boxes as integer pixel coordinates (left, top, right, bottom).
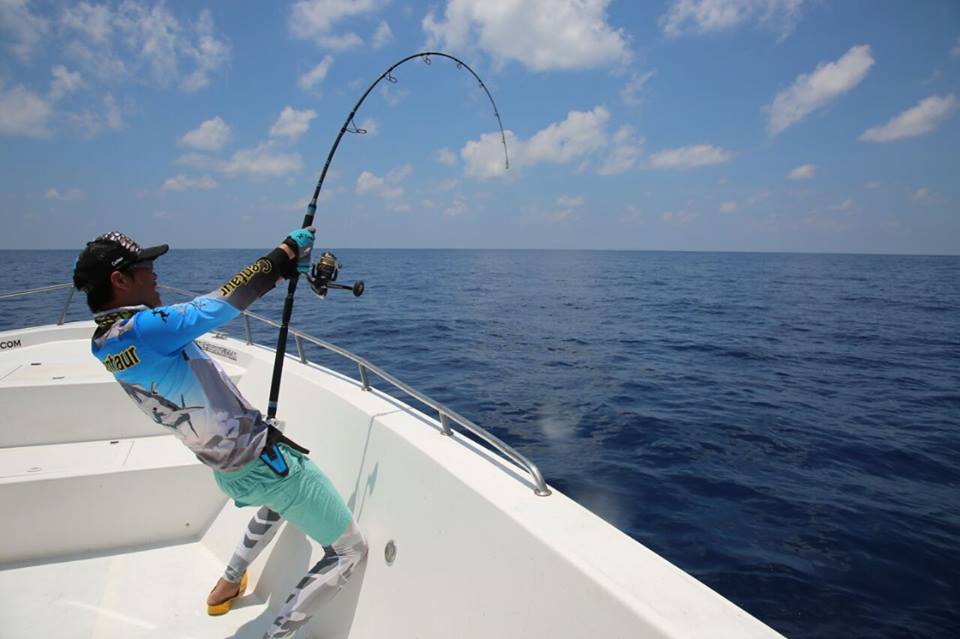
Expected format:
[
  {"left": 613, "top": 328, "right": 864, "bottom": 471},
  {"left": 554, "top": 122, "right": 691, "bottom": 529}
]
[{"left": 73, "top": 231, "right": 169, "bottom": 292}]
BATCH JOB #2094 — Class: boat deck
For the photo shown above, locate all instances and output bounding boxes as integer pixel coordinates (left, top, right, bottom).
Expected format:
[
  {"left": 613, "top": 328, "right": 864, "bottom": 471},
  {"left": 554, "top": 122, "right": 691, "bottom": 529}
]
[{"left": 0, "top": 542, "right": 274, "bottom": 638}]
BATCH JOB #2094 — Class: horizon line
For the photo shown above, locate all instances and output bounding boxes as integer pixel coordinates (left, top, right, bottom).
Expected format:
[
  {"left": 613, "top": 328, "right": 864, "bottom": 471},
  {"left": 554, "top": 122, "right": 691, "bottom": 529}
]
[{"left": 1, "top": 247, "right": 958, "bottom": 258}]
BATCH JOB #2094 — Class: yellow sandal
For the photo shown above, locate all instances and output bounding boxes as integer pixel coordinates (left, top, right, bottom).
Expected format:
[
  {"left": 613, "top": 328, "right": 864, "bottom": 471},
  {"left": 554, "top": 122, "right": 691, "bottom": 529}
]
[{"left": 207, "top": 571, "right": 248, "bottom": 616}]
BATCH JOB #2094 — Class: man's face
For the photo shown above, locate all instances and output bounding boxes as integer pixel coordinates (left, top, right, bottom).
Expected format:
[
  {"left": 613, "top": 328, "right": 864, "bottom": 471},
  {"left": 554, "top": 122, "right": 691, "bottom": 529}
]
[{"left": 120, "top": 261, "right": 162, "bottom": 308}]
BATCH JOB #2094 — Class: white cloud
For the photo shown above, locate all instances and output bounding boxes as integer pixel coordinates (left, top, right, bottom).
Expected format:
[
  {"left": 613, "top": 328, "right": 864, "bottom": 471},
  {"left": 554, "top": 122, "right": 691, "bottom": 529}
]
[
  {"left": 435, "top": 148, "right": 458, "bottom": 165},
  {"left": 597, "top": 125, "right": 644, "bottom": 175},
  {"left": 952, "top": 36, "right": 960, "bottom": 58},
  {"left": 522, "top": 201, "right": 580, "bottom": 224},
  {"left": 911, "top": 187, "right": 945, "bottom": 206},
  {"left": 923, "top": 69, "right": 944, "bottom": 85},
  {"left": 179, "top": 116, "right": 231, "bottom": 151},
  {"left": 0, "top": 0, "right": 49, "bottom": 61},
  {"left": 299, "top": 55, "right": 334, "bottom": 91},
  {"left": 767, "top": 44, "right": 874, "bottom": 135},
  {"left": 223, "top": 143, "right": 303, "bottom": 177},
  {"left": 828, "top": 198, "right": 854, "bottom": 211},
  {"left": 423, "top": 0, "right": 631, "bottom": 71},
  {"left": 162, "top": 174, "right": 218, "bottom": 191},
  {"left": 372, "top": 20, "right": 392, "bottom": 48},
  {"left": 270, "top": 107, "right": 317, "bottom": 142},
  {"left": 387, "top": 164, "right": 412, "bottom": 183},
  {"left": 59, "top": 2, "right": 229, "bottom": 91},
  {"left": 179, "top": 10, "right": 231, "bottom": 92},
  {"left": 49, "top": 65, "right": 83, "bottom": 100},
  {"left": 63, "top": 40, "right": 127, "bottom": 81},
  {"left": 461, "top": 106, "right": 642, "bottom": 178},
  {"left": 444, "top": 195, "right": 468, "bottom": 217},
  {"left": 120, "top": 3, "right": 182, "bottom": 85},
  {"left": 660, "top": 0, "right": 806, "bottom": 39},
  {"left": 544, "top": 194, "right": 585, "bottom": 222},
  {"left": 461, "top": 106, "right": 609, "bottom": 179},
  {"left": 460, "top": 131, "right": 515, "bottom": 180},
  {"left": 355, "top": 165, "right": 411, "bottom": 211},
  {"left": 104, "top": 94, "right": 122, "bottom": 128},
  {"left": 517, "top": 107, "right": 608, "bottom": 163},
  {"left": 0, "top": 83, "right": 52, "bottom": 137},
  {"left": 65, "top": 93, "right": 124, "bottom": 137},
  {"left": 355, "top": 171, "right": 387, "bottom": 195},
  {"left": 788, "top": 163, "right": 816, "bottom": 179},
  {"left": 379, "top": 84, "right": 408, "bottom": 106},
  {"left": 745, "top": 189, "right": 770, "bottom": 205},
  {"left": 865, "top": 181, "right": 881, "bottom": 189},
  {"left": 60, "top": 2, "right": 112, "bottom": 44},
  {"left": 289, "top": 0, "right": 382, "bottom": 49},
  {"left": 648, "top": 144, "right": 732, "bottom": 169},
  {"left": 719, "top": 201, "right": 737, "bottom": 213},
  {"left": 662, "top": 209, "right": 699, "bottom": 224},
  {"left": 433, "top": 178, "right": 460, "bottom": 192},
  {"left": 621, "top": 70, "right": 655, "bottom": 106},
  {"left": 45, "top": 188, "right": 84, "bottom": 201},
  {"left": 557, "top": 195, "right": 585, "bottom": 209},
  {"left": 860, "top": 94, "right": 958, "bottom": 143}
]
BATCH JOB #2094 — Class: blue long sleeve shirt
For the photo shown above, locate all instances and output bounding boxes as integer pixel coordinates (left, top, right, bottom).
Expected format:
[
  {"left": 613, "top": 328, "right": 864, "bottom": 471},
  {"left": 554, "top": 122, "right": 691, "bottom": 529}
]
[{"left": 91, "top": 249, "right": 291, "bottom": 471}]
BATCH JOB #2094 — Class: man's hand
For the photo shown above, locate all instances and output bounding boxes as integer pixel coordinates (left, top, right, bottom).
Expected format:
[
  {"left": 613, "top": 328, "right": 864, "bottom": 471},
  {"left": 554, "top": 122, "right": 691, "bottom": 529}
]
[{"left": 281, "top": 227, "right": 316, "bottom": 275}]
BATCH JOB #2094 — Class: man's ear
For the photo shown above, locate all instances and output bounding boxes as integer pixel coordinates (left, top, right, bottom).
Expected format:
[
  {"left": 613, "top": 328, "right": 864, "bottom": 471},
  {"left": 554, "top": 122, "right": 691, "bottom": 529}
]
[{"left": 109, "top": 270, "right": 131, "bottom": 292}]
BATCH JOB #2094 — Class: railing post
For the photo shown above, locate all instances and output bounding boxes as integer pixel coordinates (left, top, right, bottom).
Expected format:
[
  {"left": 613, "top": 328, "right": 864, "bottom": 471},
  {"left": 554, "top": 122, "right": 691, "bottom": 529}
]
[
  {"left": 295, "top": 334, "right": 306, "bottom": 363},
  {"left": 57, "top": 287, "right": 75, "bottom": 325},
  {"left": 439, "top": 412, "right": 453, "bottom": 436},
  {"left": 243, "top": 314, "right": 253, "bottom": 345},
  {"left": 358, "top": 364, "right": 370, "bottom": 391}
]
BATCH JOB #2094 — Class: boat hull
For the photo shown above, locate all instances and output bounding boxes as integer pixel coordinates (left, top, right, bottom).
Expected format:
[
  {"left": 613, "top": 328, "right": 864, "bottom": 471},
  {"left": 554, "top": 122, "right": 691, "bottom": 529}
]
[{"left": 0, "top": 322, "right": 784, "bottom": 638}]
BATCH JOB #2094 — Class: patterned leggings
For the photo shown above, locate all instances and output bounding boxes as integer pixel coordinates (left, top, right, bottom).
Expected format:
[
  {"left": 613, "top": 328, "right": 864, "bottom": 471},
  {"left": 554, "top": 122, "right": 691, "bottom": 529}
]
[{"left": 223, "top": 506, "right": 368, "bottom": 639}]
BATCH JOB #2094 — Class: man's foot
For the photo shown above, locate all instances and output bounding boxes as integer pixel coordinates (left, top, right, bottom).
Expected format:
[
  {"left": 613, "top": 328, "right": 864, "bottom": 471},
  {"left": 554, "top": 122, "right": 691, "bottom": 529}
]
[{"left": 207, "top": 572, "right": 248, "bottom": 616}]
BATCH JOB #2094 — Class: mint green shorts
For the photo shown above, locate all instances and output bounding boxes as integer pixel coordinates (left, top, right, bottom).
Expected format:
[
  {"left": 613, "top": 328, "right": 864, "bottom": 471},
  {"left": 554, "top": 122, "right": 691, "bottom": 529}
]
[{"left": 214, "top": 444, "right": 353, "bottom": 546}]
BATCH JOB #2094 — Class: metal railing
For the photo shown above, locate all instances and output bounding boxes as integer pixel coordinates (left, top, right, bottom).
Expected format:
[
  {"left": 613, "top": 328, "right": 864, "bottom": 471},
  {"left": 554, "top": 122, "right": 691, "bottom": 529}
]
[
  {"left": 0, "top": 283, "right": 76, "bottom": 326},
  {"left": 0, "top": 282, "right": 552, "bottom": 497}
]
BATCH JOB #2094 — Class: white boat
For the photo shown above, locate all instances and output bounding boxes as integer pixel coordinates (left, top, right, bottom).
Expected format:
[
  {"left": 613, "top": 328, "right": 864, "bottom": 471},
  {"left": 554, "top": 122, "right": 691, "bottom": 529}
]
[{"left": 0, "top": 283, "right": 785, "bottom": 638}]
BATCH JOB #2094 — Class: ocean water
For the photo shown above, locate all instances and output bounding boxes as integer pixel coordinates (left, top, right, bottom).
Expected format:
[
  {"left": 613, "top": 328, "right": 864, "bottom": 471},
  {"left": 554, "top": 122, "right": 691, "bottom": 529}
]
[{"left": 2, "top": 248, "right": 959, "bottom": 638}]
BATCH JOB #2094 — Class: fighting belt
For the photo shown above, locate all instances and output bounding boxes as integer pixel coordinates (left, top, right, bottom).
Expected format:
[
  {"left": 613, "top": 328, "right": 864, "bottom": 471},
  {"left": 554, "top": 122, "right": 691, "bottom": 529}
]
[{"left": 258, "top": 424, "right": 310, "bottom": 478}]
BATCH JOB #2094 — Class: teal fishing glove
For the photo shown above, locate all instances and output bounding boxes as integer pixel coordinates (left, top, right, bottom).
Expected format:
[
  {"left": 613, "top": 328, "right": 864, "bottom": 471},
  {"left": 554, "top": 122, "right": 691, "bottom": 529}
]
[{"left": 283, "top": 227, "right": 316, "bottom": 275}]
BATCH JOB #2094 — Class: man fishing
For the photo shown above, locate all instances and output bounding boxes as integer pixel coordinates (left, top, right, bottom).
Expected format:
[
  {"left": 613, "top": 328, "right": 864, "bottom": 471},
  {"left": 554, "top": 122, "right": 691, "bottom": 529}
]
[{"left": 72, "top": 229, "right": 367, "bottom": 639}]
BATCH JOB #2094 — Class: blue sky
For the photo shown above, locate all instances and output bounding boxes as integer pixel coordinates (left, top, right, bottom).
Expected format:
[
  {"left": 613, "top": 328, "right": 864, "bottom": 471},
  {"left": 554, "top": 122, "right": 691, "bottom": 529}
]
[{"left": 1, "top": 0, "right": 958, "bottom": 254}]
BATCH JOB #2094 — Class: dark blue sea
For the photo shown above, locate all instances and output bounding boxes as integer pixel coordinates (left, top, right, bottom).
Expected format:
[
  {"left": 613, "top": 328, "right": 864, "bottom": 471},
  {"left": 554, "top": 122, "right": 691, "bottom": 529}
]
[{"left": 2, "top": 249, "right": 958, "bottom": 639}]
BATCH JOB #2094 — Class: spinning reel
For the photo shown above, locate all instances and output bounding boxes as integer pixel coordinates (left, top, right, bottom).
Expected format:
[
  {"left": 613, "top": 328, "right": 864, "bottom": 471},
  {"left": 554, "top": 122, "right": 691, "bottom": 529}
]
[{"left": 307, "top": 252, "right": 364, "bottom": 299}]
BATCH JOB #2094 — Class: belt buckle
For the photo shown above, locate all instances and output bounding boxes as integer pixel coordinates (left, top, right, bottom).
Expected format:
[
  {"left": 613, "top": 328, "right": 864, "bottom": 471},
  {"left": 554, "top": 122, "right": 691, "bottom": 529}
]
[{"left": 259, "top": 443, "right": 289, "bottom": 477}]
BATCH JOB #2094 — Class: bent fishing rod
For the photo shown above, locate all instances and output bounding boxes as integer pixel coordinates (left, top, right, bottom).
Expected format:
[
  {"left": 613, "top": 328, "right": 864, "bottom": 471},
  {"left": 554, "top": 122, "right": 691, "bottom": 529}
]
[{"left": 266, "top": 51, "right": 509, "bottom": 420}]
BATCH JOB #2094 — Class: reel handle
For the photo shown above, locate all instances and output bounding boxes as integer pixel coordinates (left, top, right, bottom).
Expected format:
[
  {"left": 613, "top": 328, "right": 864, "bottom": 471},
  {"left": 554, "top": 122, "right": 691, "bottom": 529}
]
[{"left": 327, "top": 281, "right": 365, "bottom": 297}]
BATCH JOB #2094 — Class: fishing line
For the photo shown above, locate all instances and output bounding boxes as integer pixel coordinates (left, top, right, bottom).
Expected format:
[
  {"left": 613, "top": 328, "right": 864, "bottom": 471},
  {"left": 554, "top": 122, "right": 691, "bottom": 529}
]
[{"left": 267, "top": 51, "right": 510, "bottom": 419}]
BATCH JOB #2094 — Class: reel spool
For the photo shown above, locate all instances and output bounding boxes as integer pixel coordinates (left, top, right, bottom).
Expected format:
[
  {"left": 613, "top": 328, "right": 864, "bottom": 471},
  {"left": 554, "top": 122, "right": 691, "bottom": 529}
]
[{"left": 307, "top": 251, "right": 364, "bottom": 299}]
